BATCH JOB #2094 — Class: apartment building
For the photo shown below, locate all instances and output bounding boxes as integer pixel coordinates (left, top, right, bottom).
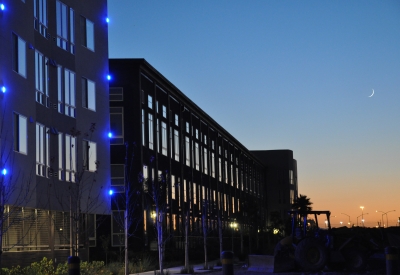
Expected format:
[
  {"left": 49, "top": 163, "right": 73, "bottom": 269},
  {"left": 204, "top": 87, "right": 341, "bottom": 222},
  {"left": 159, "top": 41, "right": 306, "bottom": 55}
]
[
  {"left": 0, "top": 0, "right": 110, "bottom": 266},
  {"left": 109, "top": 59, "right": 268, "bottom": 255}
]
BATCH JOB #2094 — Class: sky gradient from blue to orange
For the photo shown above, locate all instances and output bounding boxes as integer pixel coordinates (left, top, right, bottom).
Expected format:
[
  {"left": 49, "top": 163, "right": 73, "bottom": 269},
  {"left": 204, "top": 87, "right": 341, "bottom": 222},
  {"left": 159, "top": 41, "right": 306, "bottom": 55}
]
[{"left": 108, "top": 0, "right": 400, "bottom": 227}]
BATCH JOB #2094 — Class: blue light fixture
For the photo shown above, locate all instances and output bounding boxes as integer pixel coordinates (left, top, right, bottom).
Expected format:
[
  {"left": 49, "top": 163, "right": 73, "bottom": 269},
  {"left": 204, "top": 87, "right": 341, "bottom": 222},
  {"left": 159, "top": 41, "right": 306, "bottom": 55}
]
[
  {"left": 0, "top": 4, "right": 5, "bottom": 11},
  {"left": 2, "top": 168, "right": 7, "bottom": 175},
  {"left": 107, "top": 75, "right": 111, "bottom": 81},
  {"left": 106, "top": 17, "right": 110, "bottom": 23},
  {"left": 1, "top": 86, "right": 5, "bottom": 93},
  {"left": 108, "top": 132, "right": 113, "bottom": 138},
  {"left": 108, "top": 189, "right": 113, "bottom": 195}
]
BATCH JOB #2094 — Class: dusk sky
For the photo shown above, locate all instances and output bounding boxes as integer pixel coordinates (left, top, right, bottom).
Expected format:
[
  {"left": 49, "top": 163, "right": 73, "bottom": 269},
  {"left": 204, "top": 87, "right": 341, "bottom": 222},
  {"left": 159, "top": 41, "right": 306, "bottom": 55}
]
[{"left": 108, "top": 0, "right": 400, "bottom": 227}]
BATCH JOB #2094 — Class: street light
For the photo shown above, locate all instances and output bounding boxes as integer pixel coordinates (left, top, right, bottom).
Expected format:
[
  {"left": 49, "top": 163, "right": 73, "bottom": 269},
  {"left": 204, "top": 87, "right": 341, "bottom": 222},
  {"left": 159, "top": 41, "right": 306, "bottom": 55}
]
[
  {"left": 360, "top": 206, "right": 364, "bottom": 225},
  {"left": 341, "top": 213, "right": 351, "bottom": 227},
  {"left": 376, "top": 210, "right": 396, "bottom": 227},
  {"left": 357, "top": 213, "right": 369, "bottom": 226},
  {"left": 230, "top": 221, "right": 238, "bottom": 251}
]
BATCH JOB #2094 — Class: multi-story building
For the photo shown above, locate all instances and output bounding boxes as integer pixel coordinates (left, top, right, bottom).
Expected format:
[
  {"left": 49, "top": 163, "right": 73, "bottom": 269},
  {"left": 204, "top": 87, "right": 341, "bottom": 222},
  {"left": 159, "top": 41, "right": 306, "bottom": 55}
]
[
  {"left": 251, "top": 150, "right": 298, "bottom": 222},
  {"left": 109, "top": 59, "right": 267, "bottom": 256},
  {"left": 0, "top": 0, "right": 110, "bottom": 266}
]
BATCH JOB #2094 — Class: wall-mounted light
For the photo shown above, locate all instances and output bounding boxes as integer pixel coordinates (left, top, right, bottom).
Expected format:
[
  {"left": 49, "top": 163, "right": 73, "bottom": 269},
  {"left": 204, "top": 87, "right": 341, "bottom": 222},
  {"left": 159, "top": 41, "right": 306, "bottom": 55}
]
[
  {"left": 108, "top": 132, "right": 113, "bottom": 138},
  {"left": 0, "top": 4, "right": 5, "bottom": 11},
  {"left": 1, "top": 86, "right": 6, "bottom": 93},
  {"left": 108, "top": 189, "right": 113, "bottom": 195},
  {"left": 107, "top": 75, "right": 111, "bottom": 81},
  {"left": 106, "top": 17, "right": 110, "bottom": 23},
  {"left": 2, "top": 168, "right": 7, "bottom": 175}
]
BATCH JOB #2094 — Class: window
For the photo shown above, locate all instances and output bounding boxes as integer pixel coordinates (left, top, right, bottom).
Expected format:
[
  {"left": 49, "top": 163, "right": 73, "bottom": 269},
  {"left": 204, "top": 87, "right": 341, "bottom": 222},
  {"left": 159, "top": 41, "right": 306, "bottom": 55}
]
[
  {"left": 110, "top": 107, "right": 124, "bottom": 144},
  {"left": 156, "top": 119, "right": 160, "bottom": 153},
  {"left": 175, "top": 114, "right": 179, "bottom": 126},
  {"left": 34, "top": 0, "right": 48, "bottom": 37},
  {"left": 80, "top": 16, "right": 94, "bottom": 51},
  {"left": 109, "top": 87, "right": 123, "bottom": 101},
  {"left": 161, "top": 122, "right": 167, "bottom": 156},
  {"left": 193, "top": 183, "right": 197, "bottom": 205},
  {"left": 186, "top": 122, "right": 189, "bottom": 133},
  {"left": 184, "top": 180, "right": 187, "bottom": 202},
  {"left": 59, "top": 68, "right": 76, "bottom": 117},
  {"left": 56, "top": 1, "right": 75, "bottom": 53},
  {"left": 12, "top": 33, "right": 26, "bottom": 77},
  {"left": 218, "top": 158, "right": 222, "bottom": 181},
  {"left": 148, "top": 114, "right": 154, "bottom": 150},
  {"left": 289, "top": 170, "right": 294, "bottom": 184},
  {"left": 58, "top": 132, "right": 64, "bottom": 180},
  {"left": 171, "top": 175, "right": 176, "bottom": 200},
  {"left": 35, "top": 50, "right": 49, "bottom": 106},
  {"left": 195, "top": 142, "right": 199, "bottom": 171},
  {"left": 141, "top": 110, "right": 145, "bottom": 146},
  {"left": 148, "top": 95, "right": 153, "bottom": 109},
  {"left": 162, "top": 105, "right": 167, "bottom": 118},
  {"left": 13, "top": 113, "right": 27, "bottom": 154},
  {"left": 203, "top": 148, "right": 208, "bottom": 175},
  {"left": 195, "top": 129, "right": 198, "bottom": 139},
  {"left": 82, "top": 77, "right": 96, "bottom": 111},
  {"left": 225, "top": 161, "right": 228, "bottom": 184},
  {"left": 36, "top": 123, "right": 49, "bottom": 177},
  {"left": 174, "top": 130, "right": 179, "bottom": 161},
  {"left": 83, "top": 140, "right": 97, "bottom": 172},
  {"left": 111, "top": 164, "right": 125, "bottom": 186},
  {"left": 185, "top": 137, "right": 190, "bottom": 166},
  {"left": 65, "top": 134, "right": 76, "bottom": 182},
  {"left": 211, "top": 153, "right": 215, "bottom": 178}
]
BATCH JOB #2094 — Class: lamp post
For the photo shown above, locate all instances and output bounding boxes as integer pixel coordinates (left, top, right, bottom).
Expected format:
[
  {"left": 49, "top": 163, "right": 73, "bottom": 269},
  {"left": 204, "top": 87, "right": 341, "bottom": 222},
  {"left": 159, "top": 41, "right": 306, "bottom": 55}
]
[
  {"left": 360, "top": 206, "right": 364, "bottom": 226},
  {"left": 376, "top": 210, "right": 396, "bottom": 227},
  {"left": 357, "top": 213, "right": 369, "bottom": 227},
  {"left": 341, "top": 213, "right": 351, "bottom": 227},
  {"left": 230, "top": 221, "right": 238, "bottom": 252}
]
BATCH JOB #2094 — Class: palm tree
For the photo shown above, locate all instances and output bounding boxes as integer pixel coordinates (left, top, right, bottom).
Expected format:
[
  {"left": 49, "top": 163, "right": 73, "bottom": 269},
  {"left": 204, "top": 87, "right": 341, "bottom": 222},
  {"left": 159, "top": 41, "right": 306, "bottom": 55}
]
[{"left": 291, "top": 194, "right": 313, "bottom": 211}]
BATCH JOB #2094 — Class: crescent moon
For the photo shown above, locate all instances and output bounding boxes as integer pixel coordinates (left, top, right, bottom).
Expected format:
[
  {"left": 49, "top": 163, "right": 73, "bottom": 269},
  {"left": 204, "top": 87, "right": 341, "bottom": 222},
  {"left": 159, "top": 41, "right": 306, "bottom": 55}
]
[{"left": 369, "top": 89, "right": 374, "bottom": 97}]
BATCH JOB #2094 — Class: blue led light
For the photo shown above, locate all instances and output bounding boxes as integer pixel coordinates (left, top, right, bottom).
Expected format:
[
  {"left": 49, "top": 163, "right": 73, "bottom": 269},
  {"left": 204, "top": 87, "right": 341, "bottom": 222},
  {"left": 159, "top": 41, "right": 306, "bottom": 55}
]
[
  {"left": 1, "top": 86, "right": 5, "bottom": 93},
  {"left": 109, "top": 189, "right": 113, "bottom": 195},
  {"left": 106, "top": 17, "right": 110, "bottom": 23},
  {"left": 0, "top": 4, "right": 5, "bottom": 11},
  {"left": 108, "top": 132, "right": 113, "bottom": 138},
  {"left": 107, "top": 75, "right": 111, "bottom": 81},
  {"left": 2, "top": 169, "right": 7, "bottom": 175}
]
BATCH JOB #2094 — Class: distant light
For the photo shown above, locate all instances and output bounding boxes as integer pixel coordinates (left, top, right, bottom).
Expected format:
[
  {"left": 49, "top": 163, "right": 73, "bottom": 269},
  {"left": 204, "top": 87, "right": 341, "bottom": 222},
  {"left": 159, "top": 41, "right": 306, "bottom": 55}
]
[
  {"left": 107, "top": 75, "right": 111, "bottom": 81},
  {"left": 2, "top": 169, "right": 7, "bottom": 175},
  {"left": 106, "top": 17, "right": 110, "bottom": 23},
  {"left": 108, "top": 132, "right": 113, "bottom": 138},
  {"left": 1, "top": 86, "right": 5, "bottom": 93},
  {"left": 0, "top": 4, "right": 5, "bottom": 11},
  {"left": 109, "top": 189, "right": 113, "bottom": 195}
]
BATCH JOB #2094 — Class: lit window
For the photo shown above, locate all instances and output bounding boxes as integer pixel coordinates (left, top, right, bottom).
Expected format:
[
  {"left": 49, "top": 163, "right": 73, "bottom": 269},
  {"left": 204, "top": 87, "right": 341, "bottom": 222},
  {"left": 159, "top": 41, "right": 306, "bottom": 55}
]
[
  {"left": 148, "top": 114, "right": 154, "bottom": 150},
  {"left": 34, "top": 0, "right": 48, "bottom": 37},
  {"left": 80, "top": 16, "right": 94, "bottom": 51},
  {"left": 36, "top": 123, "right": 50, "bottom": 177},
  {"left": 83, "top": 140, "right": 97, "bottom": 172},
  {"left": 193, "top": 183, "right": 197, "bottom": 205},
  {"left": 35, "top": 50, "right": 49, "bottom": 106},
  {"left": 12, "top": 33, "right": 26, "bottom": 77},
  {"left": 56, "top": 1, "right": 75, "bottom": 53},
  {"left": 171, "top": 175, "right": 176, "bottom": 200},
  {"left": 186, "top": 122, "right": 189, "bottom": 133},
  {"left": 82, "top": 77, "right": 96, "bottom": 111},
  {"left": 65, "top": 134, "right": 76, "bottom": 182},
  {"left": 109, "top": 87, "right": 123, "bottom": 101},
  {"left": 184, "top": 180, "right": 187, "bottom": 202},
  {"left": 195, "top": 129, "right": 198, "bottom": 139},
  {"left": 211, "top": 153, "right": 215, "bottom": 178},
  {"left": 13, "top": 113, "right": 27, "bottom": 154},
  {"left": 162, "top": 105, "right": 167, "bottom": 118},
  {"left": 218, "top": 158, "right": 222, "bottom": 181},
  {"left": 110, "top": 107, "right": 124, "bottom": 144}
]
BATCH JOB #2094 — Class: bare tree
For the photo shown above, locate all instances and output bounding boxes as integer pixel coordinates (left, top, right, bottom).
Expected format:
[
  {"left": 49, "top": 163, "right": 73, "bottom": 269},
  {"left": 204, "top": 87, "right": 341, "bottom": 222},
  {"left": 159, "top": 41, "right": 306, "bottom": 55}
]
[{"left": 110, "top": 142, "right": 143, "bottom": 275}]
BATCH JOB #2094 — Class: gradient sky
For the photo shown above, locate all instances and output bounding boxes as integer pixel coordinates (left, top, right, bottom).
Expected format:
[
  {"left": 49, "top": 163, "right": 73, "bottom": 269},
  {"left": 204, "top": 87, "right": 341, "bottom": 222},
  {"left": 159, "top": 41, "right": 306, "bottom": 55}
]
[{"left": 108, "top": 0, "right": 400, "bottom": 227}]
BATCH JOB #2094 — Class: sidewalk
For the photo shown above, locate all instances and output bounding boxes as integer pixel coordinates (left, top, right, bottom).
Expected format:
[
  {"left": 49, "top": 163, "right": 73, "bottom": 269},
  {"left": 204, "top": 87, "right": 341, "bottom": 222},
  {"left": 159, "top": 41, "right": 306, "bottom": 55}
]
[{"left": 131, "top": 261, "right": 222, "bottom": 275}]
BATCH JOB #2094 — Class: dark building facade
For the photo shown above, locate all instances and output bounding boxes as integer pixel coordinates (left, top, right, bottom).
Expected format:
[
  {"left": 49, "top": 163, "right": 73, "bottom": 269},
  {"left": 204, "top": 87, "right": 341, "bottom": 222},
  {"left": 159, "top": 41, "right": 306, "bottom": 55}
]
[
  {"left": 251, "top": 150, "right": 298, "bottom": 222},
  {"left": 109, "top": 59, "right": 268, "bottom": 255},
  {"left": 0, "top": 0, "right": 110, "bottom": 266}
]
